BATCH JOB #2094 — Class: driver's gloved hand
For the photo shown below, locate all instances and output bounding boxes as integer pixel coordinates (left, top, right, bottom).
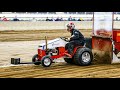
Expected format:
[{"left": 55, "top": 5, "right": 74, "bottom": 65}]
[{"left": 66, "top": 38, "right": 70, "bottom": 42}]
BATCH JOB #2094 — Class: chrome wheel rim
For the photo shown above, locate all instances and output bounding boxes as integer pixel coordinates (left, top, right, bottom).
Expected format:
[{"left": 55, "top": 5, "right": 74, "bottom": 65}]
[
  {"left": 44, "top": 58, "right": 51, "bottom": 66},
  {"left": 82, "top": 52, "right": 90, "bottom": 63}
]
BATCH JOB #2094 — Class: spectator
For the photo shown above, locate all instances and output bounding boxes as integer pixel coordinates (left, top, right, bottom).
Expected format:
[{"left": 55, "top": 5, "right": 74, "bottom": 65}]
[
  {"left": 68, "top": 16, "right": 72, "bottom": 21},
  {"left": 0, "top": 17, "right": 1, "bottom": 21},
  {"left": 2, "top": 16, "right": 8, "bottom": 21},
  {"left": 55, "top": 17, "right": 60, "bottom": 21},
  {"left": 32, "top": 17, "right": 37, "bottom": 21},
  {"left": 78, "top": 18, "right": 81, "bottom": 21},
  {"left": 72, "top": 17, "right": 76, "bottom": 21},
  {"left": 46, "top": 17, "right": 49, "bottom": 21},
  {"left": 116, "top": 17, "right": 118, "bottom": 21},
  {"left": 49, "top": 17, "right": 54, "bottom": 21},
  {"left": 13, "top": 16, "right": 19, "bottom": 21},
  {"left": 60, "top": 17, "right": 63, "bottom": 21},
  {"left": 48, "top": 17, "right": 52, "bottom": 21},
  {"left": 52, "top": 17, "right": 55, "bottom": 21},
  {"left": 80, "top": 18, "right": 83, "bottom": 21}
]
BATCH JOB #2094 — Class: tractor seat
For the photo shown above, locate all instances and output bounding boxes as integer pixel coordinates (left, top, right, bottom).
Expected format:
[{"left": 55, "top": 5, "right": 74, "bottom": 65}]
[{"left": 84, "top": 37, "right": 92, "bottom": 49}]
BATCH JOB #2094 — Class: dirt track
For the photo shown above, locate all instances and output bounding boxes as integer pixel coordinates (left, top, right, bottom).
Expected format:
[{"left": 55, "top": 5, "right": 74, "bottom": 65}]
[
  {"left": 0, "top": 41, "right": 43, "bottom": 66},
  {"left": 1, "top": 63, "right": 120, "bottom": 78},
  {"left": 0, "top": 29, "right": 91, "bottom": 41},
  {"left": 1, "top": 30, "right": 120, "bottom": 78}
]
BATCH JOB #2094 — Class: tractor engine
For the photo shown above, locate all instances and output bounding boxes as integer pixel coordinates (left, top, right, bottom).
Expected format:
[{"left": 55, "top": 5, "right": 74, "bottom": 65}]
[
  {"left": 46, "top": 48, "right": 58, "bottom": 56},
  {"left": 38, "top": 38, "right": 68, "bottom": 50},
  {"left": 38, "top": 37, "right": 68, "bottom": 56}
]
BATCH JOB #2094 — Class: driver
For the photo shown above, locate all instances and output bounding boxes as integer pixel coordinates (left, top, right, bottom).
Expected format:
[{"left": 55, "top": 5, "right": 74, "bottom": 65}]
[{"left": 65, "top": 22, "right": 85, "bottom": 55}]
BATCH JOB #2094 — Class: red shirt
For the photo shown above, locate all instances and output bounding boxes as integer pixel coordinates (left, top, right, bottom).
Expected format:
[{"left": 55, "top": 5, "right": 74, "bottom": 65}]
[{"left": 2, "top": 18, "right": 8, "bottom": 21}]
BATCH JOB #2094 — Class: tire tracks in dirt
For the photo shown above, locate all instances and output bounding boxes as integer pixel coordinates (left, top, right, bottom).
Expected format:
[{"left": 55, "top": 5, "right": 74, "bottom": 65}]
[{"left": 0, "top": 63, "right": 120, "bottom": 78}]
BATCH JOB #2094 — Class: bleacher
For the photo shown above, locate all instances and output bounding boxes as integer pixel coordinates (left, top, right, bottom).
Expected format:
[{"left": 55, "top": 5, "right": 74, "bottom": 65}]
[
  {"left": 0, "top": 12, "right": 93, "bottom": 21},
  {"left": 0, "top": 12, "right": 120, "bottom": 21}
]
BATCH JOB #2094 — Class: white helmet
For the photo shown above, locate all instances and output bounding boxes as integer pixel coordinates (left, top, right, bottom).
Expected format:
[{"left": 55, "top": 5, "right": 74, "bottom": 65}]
[{"left": 66, "top": 22, "right": 75, "bottom": 30}]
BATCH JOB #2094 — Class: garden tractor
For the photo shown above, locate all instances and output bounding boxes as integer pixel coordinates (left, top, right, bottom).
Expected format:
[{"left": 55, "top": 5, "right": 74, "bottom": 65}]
[{"left": 32, "top": 36, "right": 93, "bottom": 67}]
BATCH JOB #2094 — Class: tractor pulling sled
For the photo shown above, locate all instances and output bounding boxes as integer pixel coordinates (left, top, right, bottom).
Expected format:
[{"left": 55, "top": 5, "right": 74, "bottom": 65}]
[{"left": 11, "top": 12, "right": 120, "bottom": 67}]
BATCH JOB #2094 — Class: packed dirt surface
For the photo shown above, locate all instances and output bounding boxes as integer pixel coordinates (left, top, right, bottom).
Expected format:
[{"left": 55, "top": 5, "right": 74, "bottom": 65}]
[
  {"left": 0, "top": 40, "right": 44, "bottom": 66},
  {"left": 0, "top": 29, "right": 92, "bottom": 42},
  {"left": 1, "top": 30, "right": 120, "bottom": 78},
  {"left": 1, "top": 63, "right": 120, "bottom": 78}
]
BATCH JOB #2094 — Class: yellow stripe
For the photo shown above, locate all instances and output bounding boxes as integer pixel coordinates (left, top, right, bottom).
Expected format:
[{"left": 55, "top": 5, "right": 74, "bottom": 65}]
[{"left": 117, "top": 33, "right": 120, "bottom": 36}]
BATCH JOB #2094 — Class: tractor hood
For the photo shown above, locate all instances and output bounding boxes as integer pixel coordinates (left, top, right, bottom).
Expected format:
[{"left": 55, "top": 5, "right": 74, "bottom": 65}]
[{"left": 38, "top": 38, "right": 68, "bottom": 50}]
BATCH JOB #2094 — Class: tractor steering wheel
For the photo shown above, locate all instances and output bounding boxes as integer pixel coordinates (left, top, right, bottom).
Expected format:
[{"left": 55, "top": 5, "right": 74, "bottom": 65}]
[{"left": 60, "top": 37, "right": 69, "bottom": 42}]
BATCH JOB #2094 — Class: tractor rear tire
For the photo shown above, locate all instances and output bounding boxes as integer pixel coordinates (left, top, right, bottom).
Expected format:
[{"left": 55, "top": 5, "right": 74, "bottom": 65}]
[
  {"left": 32, "top": 54, "right": 41, "bottom": 65},
  {"left": 73, "top": 47, "right": 93, "bottom": 66}
]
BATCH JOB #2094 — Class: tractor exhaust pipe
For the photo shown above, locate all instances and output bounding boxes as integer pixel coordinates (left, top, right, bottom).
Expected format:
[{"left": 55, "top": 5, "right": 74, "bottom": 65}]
[{"left": 45, "top": 36, "right": 48, "bottom": 50}]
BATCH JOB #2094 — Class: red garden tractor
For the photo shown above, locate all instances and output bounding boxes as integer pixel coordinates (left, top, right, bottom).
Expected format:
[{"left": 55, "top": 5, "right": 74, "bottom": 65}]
[
  {"left": 32, "top": 36, "right": 93, "bottom": 67},
  {"left": 11, "top": 12, "right": 120, "bottom": 67}
]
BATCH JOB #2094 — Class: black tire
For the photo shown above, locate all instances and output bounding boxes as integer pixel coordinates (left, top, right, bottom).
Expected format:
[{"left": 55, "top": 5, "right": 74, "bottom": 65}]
[
  {"left": 64, "top": 58, "right": 74, "bottom": 64},
  {"left": 41, "top": 55, "right": 52, "bottom": 67},
  {"left": 32, "top": 54, "right": 41, "bottom": 65},
  {"left": 73, "top": 47, "right": 93, "bottom": 66}
]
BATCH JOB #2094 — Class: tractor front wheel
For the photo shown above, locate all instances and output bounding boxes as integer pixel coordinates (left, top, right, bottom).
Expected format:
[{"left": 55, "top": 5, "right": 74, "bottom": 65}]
[{"left": 41, "top": 55, "right": 52, "bottom": 67}]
